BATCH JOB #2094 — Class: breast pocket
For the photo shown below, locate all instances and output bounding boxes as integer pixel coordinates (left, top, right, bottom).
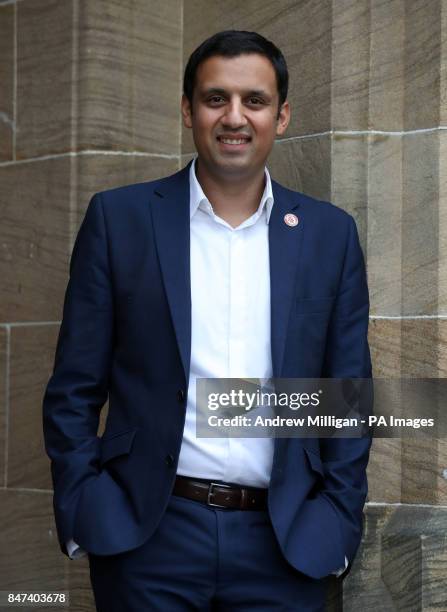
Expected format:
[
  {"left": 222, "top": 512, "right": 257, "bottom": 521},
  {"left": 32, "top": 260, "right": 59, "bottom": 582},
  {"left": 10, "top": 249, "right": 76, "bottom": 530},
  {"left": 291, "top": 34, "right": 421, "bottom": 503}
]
[{"left": 296, "top": 296, "right": 335, "bottom": 316}]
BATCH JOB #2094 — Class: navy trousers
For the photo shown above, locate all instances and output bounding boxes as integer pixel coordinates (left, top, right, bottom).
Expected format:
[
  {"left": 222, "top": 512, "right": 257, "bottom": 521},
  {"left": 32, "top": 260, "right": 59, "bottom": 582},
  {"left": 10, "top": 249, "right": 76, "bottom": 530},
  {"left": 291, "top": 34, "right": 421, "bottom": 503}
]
[{"left": 88, "top": 494, "right": 328, "bottom": 611}]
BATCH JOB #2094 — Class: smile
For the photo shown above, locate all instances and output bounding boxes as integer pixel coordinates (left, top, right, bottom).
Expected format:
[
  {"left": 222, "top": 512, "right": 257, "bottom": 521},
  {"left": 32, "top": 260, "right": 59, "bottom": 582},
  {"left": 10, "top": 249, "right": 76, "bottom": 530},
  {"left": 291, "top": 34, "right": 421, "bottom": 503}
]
[{"left": 219, "top": 138, "right": 250, "bottom": 144}]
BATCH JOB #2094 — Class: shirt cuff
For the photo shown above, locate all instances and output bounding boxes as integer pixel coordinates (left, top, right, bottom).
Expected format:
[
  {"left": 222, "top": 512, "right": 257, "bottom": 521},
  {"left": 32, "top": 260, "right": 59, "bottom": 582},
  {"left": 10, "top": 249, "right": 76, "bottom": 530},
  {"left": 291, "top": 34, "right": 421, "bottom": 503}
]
[
  {"left": 332, "top": 555, "right": 349, "bottom": 577},
  {"left": 66, "top": 538, "right": 87, "bottom": 560}
]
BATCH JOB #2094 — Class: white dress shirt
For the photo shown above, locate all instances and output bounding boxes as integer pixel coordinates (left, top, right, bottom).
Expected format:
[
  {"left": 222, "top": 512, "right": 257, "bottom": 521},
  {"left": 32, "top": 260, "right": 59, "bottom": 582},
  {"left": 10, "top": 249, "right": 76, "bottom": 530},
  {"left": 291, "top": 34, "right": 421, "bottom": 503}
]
[
  {"left": 67, "top": 158, "right": 347, "bottom": 576},
  {"left": 176, "top": 157, "right": 275, "bottom": 486}
]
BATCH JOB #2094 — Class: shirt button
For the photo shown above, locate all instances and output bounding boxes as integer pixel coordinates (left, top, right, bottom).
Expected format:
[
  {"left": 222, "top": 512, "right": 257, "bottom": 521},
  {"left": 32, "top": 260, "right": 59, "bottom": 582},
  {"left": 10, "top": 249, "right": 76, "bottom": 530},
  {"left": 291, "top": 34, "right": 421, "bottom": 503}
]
[
  {"left": 165, "top": 454, "right": 175, "bottom": 467},
  {"left": 177, "top": 389, "right": 185, "bottom": 403}
]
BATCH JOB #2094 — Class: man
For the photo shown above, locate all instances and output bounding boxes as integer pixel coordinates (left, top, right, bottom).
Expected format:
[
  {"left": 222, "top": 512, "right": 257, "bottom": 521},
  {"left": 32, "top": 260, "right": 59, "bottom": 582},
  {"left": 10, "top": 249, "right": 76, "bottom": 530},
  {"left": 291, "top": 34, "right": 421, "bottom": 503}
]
[{"left": 43, "top": 30, "right": 372, "bottom": 611}]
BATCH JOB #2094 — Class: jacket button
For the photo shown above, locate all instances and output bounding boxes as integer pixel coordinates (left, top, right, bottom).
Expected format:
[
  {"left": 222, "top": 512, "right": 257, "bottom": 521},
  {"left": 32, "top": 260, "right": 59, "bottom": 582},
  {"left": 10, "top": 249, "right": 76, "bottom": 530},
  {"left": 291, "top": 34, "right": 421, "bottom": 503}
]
[
  {"left": 165, "top": 454, "right": 175, "bottom": 467},
  {"left": 177, "top": 389, "right": 185, "bottom": 403}
]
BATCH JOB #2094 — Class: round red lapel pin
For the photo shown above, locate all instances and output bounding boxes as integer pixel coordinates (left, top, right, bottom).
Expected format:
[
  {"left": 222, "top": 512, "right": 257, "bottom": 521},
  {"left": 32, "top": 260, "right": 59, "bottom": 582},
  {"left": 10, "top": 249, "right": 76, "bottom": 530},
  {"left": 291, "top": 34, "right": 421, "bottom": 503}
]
[{"left": 284, "top": 213, "right": 299, "bottom": 227}]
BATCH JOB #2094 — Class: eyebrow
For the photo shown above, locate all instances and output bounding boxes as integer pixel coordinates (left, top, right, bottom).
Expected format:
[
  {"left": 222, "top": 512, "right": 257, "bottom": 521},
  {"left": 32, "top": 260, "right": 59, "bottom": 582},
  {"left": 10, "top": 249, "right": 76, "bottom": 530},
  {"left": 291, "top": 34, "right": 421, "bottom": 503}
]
[{"left": 201, "top": 87, "right": 272, "bottom": 99}]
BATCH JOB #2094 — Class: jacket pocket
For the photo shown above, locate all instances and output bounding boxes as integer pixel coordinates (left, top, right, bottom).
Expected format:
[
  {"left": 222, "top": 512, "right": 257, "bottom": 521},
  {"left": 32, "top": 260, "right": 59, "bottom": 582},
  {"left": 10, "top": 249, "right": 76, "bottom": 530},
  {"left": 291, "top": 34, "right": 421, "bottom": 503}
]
[
  {"left": 100, "top": 428, "right": 137, "bottom": 466},
  {"left": 296, "top": 296, "right": 334, "bottom": 316}
]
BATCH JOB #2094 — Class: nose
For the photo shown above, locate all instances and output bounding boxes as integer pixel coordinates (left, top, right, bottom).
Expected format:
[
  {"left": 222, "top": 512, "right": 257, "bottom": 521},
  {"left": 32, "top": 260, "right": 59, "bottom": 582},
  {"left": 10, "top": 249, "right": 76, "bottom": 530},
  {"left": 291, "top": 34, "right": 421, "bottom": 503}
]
[{"left": 221, "top": 97, "right": 248, "bottom": 128}]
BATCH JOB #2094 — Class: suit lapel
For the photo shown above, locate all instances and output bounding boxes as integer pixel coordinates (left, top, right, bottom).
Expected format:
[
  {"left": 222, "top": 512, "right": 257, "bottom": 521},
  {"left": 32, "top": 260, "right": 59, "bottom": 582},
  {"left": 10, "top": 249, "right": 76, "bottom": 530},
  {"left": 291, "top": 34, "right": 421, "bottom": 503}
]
[
  {"left": 149, "top": 162, "right": 192, "bottom": 383},
  {"left": 269, "top": 181, "right": 304, "bottom": 377},
  {"left": 149, "top": 164, "right": 304, "bottom": 386}
]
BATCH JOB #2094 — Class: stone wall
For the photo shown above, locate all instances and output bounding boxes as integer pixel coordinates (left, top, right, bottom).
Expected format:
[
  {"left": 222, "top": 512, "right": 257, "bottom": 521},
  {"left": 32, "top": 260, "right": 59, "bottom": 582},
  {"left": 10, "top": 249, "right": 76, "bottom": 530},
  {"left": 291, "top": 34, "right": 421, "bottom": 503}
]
[
  {"left": 0, "top": 1, "right": 181, "bottom": 610},
  {"left": 183, "top": 2, "right": 447, "bottom": 607},
  {"left": 1, "top": 1, "right": 446, "bottom": 610}
]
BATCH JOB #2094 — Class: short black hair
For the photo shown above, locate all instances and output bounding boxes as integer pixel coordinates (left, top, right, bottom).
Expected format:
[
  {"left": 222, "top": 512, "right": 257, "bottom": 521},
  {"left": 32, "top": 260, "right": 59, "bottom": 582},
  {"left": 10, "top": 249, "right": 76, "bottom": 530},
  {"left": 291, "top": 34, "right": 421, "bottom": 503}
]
[{"left": 183, "top": 30, "right": 289, "bottom": 116}]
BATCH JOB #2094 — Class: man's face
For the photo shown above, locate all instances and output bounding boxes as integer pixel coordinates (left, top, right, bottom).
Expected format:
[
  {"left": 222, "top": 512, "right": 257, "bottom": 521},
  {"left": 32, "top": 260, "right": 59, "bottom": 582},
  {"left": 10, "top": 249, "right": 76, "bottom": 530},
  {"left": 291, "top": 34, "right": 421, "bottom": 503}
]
[{"left": 181, "top": 53, "right": 290, "bottom": 180}]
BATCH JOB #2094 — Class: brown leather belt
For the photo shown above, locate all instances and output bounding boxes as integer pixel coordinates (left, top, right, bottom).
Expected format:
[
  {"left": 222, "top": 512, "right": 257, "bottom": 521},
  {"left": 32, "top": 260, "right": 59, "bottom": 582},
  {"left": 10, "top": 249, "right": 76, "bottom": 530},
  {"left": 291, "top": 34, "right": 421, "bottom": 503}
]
[{"left": 173, "top": 475, "right": 268, "bottom": 510}]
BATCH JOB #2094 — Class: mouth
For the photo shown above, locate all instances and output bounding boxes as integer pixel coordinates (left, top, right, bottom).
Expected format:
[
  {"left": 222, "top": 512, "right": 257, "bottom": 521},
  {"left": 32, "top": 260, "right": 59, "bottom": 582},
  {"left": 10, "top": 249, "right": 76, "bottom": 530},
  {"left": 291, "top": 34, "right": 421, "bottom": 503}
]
[{"left": 216, "top": 135, "right": 252, "bottom": 150}]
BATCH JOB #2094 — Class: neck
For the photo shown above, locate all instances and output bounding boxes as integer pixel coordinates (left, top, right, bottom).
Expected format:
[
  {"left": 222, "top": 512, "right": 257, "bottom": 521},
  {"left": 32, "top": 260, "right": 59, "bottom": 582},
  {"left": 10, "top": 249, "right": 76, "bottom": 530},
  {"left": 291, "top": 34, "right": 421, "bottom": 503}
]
[{"left": 195, "top": 158, "right": 267, "bottom": 228}]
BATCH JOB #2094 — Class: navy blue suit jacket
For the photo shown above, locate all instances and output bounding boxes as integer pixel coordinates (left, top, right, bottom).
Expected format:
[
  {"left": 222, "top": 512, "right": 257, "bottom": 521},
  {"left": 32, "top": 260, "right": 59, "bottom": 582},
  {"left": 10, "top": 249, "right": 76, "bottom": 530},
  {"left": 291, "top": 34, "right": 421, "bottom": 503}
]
[{"left": 42, "top": 160, "right": 372, "bottom": 580}]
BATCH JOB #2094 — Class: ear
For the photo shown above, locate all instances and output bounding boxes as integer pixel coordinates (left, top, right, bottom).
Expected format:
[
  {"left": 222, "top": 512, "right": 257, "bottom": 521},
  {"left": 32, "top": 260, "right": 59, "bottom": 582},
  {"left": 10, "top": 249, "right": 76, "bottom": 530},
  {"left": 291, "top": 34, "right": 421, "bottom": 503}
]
[
  {"left": 276, "top": 100, "right": 290, "bottom": 137},
  {"left": 181, "top": 94, "right": 193, "bottom": 129}
]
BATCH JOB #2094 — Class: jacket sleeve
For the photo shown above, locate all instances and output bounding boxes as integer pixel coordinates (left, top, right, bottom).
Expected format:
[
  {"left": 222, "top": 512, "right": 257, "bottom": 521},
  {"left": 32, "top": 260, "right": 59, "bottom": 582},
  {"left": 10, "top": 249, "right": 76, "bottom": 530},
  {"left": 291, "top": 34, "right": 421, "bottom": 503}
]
[
  {"left": 42, "top": 193, "right": 114, "bottom": 555},
  {"left": 320, "top": 213, "right": 373, "bottom": 576}
]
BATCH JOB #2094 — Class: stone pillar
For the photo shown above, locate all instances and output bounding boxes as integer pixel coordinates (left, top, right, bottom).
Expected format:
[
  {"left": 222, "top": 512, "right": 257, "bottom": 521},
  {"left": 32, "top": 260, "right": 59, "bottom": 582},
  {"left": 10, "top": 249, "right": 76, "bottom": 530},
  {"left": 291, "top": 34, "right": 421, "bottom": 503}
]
[{"left": 0, "top": 0, "right": 182, "bottom": 608}]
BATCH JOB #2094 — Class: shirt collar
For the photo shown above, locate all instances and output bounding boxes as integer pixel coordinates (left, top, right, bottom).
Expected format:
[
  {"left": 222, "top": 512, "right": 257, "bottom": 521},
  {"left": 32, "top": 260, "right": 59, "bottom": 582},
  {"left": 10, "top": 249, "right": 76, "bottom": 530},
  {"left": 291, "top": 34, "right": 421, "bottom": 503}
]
[{"left": 189, "top": 157, "right": 274, "bottom": 224}]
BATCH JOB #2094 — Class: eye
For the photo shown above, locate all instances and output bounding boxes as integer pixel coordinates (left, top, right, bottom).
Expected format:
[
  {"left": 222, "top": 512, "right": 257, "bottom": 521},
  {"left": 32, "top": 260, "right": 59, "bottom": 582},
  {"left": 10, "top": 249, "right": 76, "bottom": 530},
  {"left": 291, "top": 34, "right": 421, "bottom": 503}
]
[
  {"left": 247, "top": 97, "right": 264, "bottom": 105},
  {"left": 207, "top": 96, "right": 225, "bottom": 104}
]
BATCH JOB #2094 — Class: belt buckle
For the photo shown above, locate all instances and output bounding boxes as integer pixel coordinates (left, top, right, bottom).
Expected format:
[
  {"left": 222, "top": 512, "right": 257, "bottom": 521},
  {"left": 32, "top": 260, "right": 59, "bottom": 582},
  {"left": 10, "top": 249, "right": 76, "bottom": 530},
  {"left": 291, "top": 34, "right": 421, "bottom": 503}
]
[{"left": 207, "top": 482, "right": 232, "bottom": 508}]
